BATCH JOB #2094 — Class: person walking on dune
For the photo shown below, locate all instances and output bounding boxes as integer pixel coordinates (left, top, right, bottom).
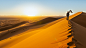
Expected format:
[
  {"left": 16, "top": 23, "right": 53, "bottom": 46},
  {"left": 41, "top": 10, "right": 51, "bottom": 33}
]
[{"left": 66, "top": 10, "right": 73, "bottom": 20}]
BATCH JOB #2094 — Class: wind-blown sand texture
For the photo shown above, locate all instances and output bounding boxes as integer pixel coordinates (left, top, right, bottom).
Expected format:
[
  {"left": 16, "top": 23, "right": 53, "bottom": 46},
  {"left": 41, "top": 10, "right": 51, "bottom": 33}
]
[{"left": 0, "top": 12, "right": 82, "bottom": 48}]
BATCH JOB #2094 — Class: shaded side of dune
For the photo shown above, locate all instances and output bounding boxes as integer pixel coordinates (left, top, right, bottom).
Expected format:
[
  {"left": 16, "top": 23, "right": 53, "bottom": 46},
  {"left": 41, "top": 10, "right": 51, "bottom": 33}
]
[
  {"left": 71, "top": 12, "right": 86, "bottom": 28},
  {"left": 70, "top": 12, "right": 86, "bottom": 48}
]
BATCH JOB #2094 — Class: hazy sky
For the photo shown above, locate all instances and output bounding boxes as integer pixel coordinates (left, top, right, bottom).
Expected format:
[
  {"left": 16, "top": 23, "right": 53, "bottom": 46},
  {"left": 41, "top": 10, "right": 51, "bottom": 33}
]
[{"left": 0, "top": 0, "right": 86, "bottom": 16}]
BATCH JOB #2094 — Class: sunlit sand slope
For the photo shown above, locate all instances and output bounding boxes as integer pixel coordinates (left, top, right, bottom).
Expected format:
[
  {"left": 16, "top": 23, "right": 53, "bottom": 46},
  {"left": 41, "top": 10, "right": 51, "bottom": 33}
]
[{"left": 0, "top": 12, "right": 82, "bottom": 48}]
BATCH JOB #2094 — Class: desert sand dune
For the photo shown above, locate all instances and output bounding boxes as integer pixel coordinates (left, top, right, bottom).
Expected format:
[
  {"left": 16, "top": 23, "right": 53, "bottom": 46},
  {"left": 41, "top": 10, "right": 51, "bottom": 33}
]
[
  {"left": 0, "top": 23, "right": 30, "bottom": 40},
  {"left": 0, "top": 17, "right": 63, "bottom": 48},
  {"left": 0, "top": 12, "right": 82, "bottom": 48},
  {"left": 0, "top": 17, "right": 60, "bottom": 40}
]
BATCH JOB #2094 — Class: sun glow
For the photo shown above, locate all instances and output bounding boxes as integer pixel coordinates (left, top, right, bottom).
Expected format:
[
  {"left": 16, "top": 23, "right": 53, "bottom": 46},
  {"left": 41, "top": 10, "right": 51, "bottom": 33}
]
[{"left": 23, "top": 7, "right": 38, "bottom": 16}]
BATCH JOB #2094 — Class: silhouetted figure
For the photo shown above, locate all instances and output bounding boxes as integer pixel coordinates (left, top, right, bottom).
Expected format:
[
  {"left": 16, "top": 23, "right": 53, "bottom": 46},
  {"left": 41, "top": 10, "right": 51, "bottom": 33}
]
[{"left": 66, "top": 10, "right": 73, "bottom": 20}]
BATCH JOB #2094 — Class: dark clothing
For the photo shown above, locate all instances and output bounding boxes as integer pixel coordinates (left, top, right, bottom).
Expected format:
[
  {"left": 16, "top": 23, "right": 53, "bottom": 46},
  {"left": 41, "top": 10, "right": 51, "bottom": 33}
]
[
  {"left": 66, "top": 12, "right": 69, "bottom": 17},
  {"left": 66, "top": 12, "right": 69, "bottom": 20},
  {"left": 67, "top": 16, "right": 69, "bottom": 20}
]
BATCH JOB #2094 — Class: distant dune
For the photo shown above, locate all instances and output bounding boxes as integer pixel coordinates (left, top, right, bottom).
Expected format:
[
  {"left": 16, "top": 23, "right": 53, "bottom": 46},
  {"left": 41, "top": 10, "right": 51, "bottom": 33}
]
[
  {"left": 0, "top": 17, "right": 62, "bottom": 31},
  {"left": 0, "top": 21, "right": 28, "bottom": 31},
  {"left": 32, "top": 17, "right": 61, "bottom": 26}
]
